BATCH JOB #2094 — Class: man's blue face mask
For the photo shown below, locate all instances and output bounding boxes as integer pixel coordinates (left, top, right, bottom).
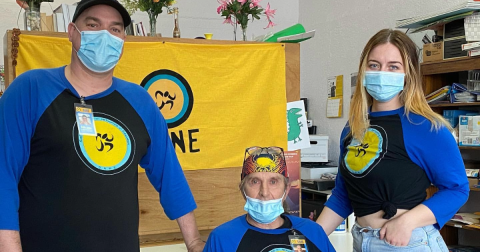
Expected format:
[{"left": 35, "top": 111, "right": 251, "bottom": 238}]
[
  {"left": 244, "top": 191, "right": 285, "bottom": 224},
  {"left": 74, "top": 25, "right": 124, "bottom": 73},
  {"left": 363, "top": 71, "right": 405, "bottom": 102}
]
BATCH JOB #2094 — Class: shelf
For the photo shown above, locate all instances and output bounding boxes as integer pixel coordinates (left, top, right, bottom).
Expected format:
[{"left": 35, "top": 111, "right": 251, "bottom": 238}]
[
  {"left": 445, "top": 221, "right": 480, "bottom": 232},
  {"left": 429, "top": 102, "right": 480, "bottom": 108},
  {"left": 421, "top": 57, "right": 480, "bottom": 75},
  {"left": 459, "top": 146, "right": 480, "bottom": 150},
  {"left": 301, "top": 187, "right": 332, "bottom": 195}
]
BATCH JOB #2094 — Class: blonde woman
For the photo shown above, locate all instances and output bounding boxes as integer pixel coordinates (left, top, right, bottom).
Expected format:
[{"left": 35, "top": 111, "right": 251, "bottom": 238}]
[{"left": 317, "top": 29, "right": 469, "bottom": 251}]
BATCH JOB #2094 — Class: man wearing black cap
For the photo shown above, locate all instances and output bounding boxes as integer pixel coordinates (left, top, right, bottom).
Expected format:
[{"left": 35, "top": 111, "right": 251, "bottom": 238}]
[{"left": 0, "top": 0, "right": 203, "bottom": 251}]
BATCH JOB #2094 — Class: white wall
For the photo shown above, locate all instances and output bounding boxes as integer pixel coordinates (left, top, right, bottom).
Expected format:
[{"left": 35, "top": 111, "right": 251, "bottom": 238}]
[
  {"left": 0, "top": 0, "right": 299, "bottom": 65},
  {"left": 299, "top": 0, "right": 466, "bottom": 165}
]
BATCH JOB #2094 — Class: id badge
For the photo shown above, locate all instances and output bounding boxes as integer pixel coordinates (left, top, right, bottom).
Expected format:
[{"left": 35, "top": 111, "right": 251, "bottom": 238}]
[
  {"left": 289, "top": 235, "right": 309, "bottom": 252},
  {"left": 74, "top": 103, "right": 97, "bottom": 136}
]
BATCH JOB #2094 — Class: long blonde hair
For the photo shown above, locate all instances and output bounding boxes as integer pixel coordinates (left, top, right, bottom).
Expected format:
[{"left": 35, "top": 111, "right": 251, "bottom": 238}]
[{"left": 349, "top": 29, "right": 450, "bottom": 141}]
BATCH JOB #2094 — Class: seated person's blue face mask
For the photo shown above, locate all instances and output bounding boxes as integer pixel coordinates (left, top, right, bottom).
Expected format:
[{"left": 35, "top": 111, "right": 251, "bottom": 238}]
[
  {"left": 73, "top": 24, "right": 124, "bottom": 73},
  {"left": 363, "top": 71, "right": 405, "bottom": 102},
  {"left": 244, "top": 191, "right": 285, "bottom": 224}
]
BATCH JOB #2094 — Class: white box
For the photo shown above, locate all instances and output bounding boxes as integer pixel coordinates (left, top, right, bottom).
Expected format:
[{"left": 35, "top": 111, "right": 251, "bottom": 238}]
[
  {"left": 459, "top": 115, "right": 480, "bottom": 146},
  {"left": 301, "top": 135, "right": 328, "bottom": 162},
  {"left": 301, "top": 166, "right": 337, "bottom": 180}
]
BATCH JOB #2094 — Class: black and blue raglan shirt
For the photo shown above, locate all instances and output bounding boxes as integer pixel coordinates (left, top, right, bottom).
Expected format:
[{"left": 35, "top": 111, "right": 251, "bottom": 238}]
[
  {"left": 0, "top": 67, "right": 196, "bottom": 252},
  {"left": 325, "top": 107, "right": 469, "bottom": 229},
  {"left": 204, "top": 214, "right": 335, "bottom": 252}
]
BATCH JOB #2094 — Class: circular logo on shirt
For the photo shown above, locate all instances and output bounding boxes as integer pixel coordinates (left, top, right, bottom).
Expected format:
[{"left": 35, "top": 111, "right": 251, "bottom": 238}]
[
  {"left": 73, "top": 112, "right": 135, "bottom": 175},
  {"left": 344, "top": 126, "right": 387, "bottom": 177},
  {"left": 141, "top": 69, "right": 193, "bottom": 128}
]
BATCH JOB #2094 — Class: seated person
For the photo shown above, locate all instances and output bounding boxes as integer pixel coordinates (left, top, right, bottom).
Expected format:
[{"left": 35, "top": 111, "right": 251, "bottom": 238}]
[{"left": 204, "top": 146, "right": 335, "bottom": 252}]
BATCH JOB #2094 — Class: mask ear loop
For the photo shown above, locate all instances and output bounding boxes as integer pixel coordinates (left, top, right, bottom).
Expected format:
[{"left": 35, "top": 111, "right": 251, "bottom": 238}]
[{"left": 72, "top": 24, "right": 82, "bottom": 53}]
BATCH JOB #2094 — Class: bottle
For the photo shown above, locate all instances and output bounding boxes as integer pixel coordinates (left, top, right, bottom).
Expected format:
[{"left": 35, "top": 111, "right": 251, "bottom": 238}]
[
  {"left": 333, "top": 219, "right": 346, "bottom": 234},
  {"left": 173, "top": 7, "right": 180, "bottom": 38}
]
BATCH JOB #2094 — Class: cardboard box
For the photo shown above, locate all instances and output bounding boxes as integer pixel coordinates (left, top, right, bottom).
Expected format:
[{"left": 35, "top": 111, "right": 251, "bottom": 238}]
[
  {"left": 301, "top": 135, "right": 328, "bottom": 162},
  {"left": 459, "top": 115, "right": 480, "bottom": 146},
  {"left": 423, "top": 42, "right": 443, "bottom": 62}
]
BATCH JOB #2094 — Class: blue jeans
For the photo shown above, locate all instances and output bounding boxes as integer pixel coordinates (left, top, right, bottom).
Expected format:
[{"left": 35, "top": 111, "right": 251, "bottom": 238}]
[{"left": 351, "top": 222, "right": 449, "bottom": 252}]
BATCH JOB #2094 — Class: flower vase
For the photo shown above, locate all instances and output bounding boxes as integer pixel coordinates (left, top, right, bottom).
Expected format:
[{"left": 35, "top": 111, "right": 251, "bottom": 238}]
[
  {"left": 241, "top": 26, "right": 247, "bottom": 41},
  {"left": 24, "top": 6, "right": 41, "bottom": 31},
  {"left": 148, "top": 12, "right": 158, "bottom": 37},
  {"left": 233, "top": 23, "right": 238, "bottom": 41}
]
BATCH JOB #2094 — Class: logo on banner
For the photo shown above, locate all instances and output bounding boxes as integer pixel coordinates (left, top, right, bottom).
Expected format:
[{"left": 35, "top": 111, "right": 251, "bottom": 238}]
[
  {"left": 141, "top": 69, "right": 194, "bottom": 128},
  {"left": 73, "top": 113, "right": 136, "bottom": 175},
  {"left": 141, "top": 69, "right": 200, "bottom": 153}
]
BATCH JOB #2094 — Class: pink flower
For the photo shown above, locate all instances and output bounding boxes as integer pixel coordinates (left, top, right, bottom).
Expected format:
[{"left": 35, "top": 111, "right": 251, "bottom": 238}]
[
  {"left": 251, "top": 0, "right": 261, "bottom": 7},
  {"left": 264, "top": 3, "right": 276, "bottom": 19},
  {"left": 238, "top": 0, "right": 247, "bottom": 4},
  {"left": 223, "top": 16, "right": 233, "bottom": 24},
  {"left": 217, "top": 0, "right": 229, "bottom": 14},
  {"left": 264, "top": 20, "right": 275, "bottom": 29}
]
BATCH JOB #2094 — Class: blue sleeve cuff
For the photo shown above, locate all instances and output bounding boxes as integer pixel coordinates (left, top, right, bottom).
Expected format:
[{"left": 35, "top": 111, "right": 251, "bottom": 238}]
[
  {"left": 0, "top": 189, "right": 20, "bottom": 230},
  {"left": 324, "top": 192, "right": 353, "bottom": 219}
]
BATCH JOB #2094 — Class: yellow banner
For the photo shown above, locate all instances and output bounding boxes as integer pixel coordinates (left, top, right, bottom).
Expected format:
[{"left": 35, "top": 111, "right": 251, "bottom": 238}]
[{"left": 17, "top": 35, "right": 287, "bottom": 170}]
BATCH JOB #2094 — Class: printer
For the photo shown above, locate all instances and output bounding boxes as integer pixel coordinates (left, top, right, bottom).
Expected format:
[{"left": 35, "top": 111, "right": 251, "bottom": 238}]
[{"left": 300, "top": 135, "right": 337, "bottom": 180}]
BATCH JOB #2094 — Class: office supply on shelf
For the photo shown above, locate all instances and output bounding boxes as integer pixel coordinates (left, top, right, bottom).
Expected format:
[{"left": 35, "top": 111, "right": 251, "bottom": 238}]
[
  {"left": 451, "top": 213, "right": 480, "bottom": 225},
  {"left": 396, "top": 0, "right": 480, "bottom": 28},
  {"left": 300, "top": 135, "right": 329, "bottom": 163},
  {"left": 410, "top": 11, "right": 474, "bottom": 33},
  {"left": 301, "top": 164, "right": 337, "bottom": 180},
  {"left": 426, "top": 85, "right": 450, "bottom": 104},
  {"left": 277, "top": 30, "right": 315, "bottom": 43},
  {"left": 449, "top": 83, "right": 480, "bottom": 103},
  {"left": 302, "top": 178, "right": 335, "bottom": 191}
]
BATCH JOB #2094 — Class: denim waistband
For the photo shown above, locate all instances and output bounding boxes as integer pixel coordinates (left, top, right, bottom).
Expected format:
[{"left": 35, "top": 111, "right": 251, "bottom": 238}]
[
  {"left": 352, "top": 222, "right": 438, "bottom": 236},
  {"left": 352, "top": 222, "right": 381, "bottom": 237}
]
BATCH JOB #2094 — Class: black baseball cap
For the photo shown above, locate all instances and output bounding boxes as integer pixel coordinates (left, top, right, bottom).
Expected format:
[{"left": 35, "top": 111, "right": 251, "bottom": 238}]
[{"left": 72, "top": 0, "right": 131, "bottom": 27}]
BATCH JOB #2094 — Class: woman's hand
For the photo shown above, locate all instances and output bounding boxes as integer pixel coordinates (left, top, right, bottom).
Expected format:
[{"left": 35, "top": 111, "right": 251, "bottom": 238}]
[{"left": 379, "top": 215, "right": 414, "bottom": 247}]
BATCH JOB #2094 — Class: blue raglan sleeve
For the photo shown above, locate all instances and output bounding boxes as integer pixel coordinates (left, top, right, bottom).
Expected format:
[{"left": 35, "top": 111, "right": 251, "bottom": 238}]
[
  {"left": 324, "top": 126, "right": 353, "bottom": 218},
  {"left": 203, "top": 217, "right": 245, "bottom": 252},
  {"left": 293, "top": 216, "right": 336, "bottom": 252},
  {"left": 310, "top": 224, "right": 336, "bottom": 252},
  {"left": 405, "top": 118, "right": 469, "bottom": 229},
  {"left": 0, "top": 74, "right": 37, "bottom": 231},
  {"left": 132, "top": 85, "right": 196, "bottom": 220},
  {"left": 203, "top": 228, "right": 226, "bottom": 252}
]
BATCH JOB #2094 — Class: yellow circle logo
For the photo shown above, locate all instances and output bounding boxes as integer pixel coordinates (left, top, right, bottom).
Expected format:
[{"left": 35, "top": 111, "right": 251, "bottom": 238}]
[
  {"left": 81, "top": 120, "right": 128, "bottom": 168},
  {"left": 344, "top": 127, "right": 384, "bottom": 175},
  {"left": 75, "top": 114, "right": 134, "bottom": 175}
]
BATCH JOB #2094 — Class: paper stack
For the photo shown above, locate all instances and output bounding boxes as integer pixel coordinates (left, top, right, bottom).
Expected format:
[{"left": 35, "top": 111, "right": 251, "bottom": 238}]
[{"left": 396, "top": 0, "right": 480, "bottom": 29}]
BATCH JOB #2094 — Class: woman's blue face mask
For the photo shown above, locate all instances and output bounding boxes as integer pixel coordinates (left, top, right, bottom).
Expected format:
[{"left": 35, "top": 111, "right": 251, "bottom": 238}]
[
  {"left": 73, "top": 25, "right": 124, "bottom": 73},
  {"left": 363, "top": 71, "right": 405, "bottom": 102}
]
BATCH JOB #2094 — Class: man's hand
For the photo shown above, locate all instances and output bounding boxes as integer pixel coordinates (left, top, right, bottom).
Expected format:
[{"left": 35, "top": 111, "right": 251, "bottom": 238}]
[
  {"left": 176, "top": 211, "right": 205, "bottom": 252},
  {"left": 379, "top": 216, "right": 414, "bottom": 247}
]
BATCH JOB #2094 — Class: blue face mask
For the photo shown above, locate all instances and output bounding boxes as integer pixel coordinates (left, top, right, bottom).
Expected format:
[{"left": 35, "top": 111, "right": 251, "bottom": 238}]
[
  {"left": 244, "top": 191, "right": 285, "bottom": 224},
  {"left": 74, "top": 25, "right": 124, "bottom": 73},
  {"left": 363, "top": 71, "right": 405, "bottom": 102}
]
